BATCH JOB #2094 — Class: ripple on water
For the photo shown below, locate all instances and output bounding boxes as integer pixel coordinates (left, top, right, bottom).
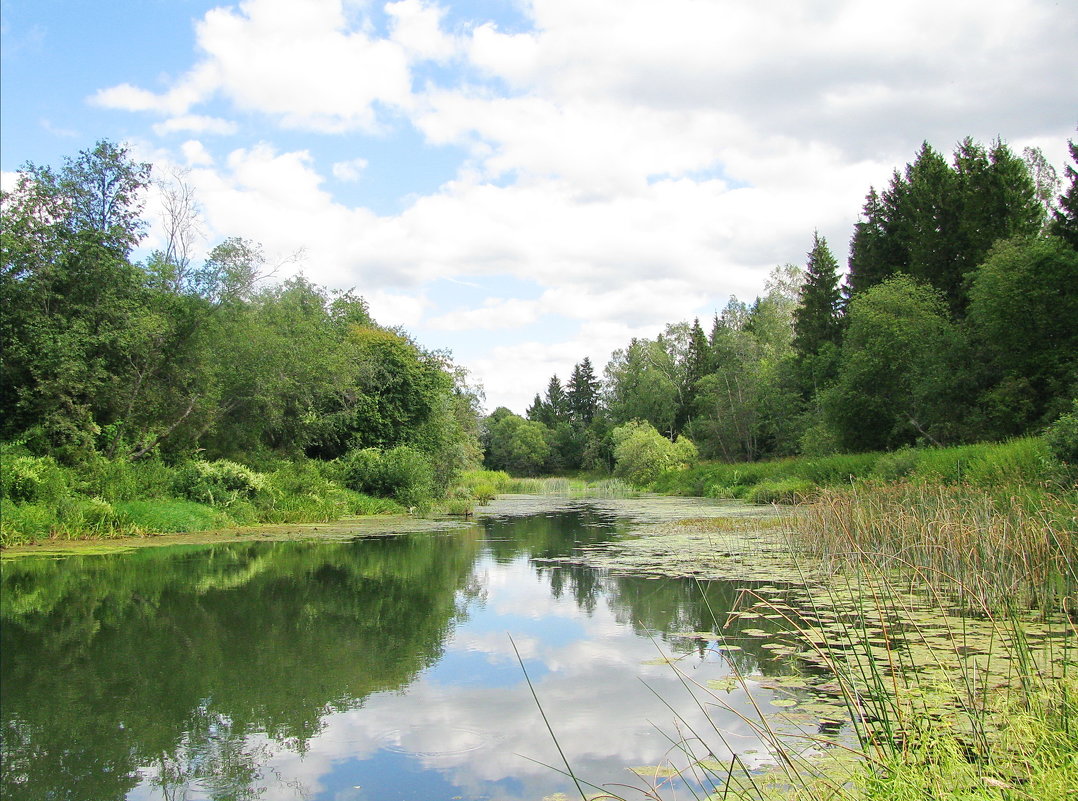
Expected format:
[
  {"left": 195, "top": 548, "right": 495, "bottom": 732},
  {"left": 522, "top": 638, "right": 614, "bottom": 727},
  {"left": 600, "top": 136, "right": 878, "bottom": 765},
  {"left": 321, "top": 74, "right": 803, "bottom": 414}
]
[{"left": 376, "top": 725, "right": 496, "bottom": 758}]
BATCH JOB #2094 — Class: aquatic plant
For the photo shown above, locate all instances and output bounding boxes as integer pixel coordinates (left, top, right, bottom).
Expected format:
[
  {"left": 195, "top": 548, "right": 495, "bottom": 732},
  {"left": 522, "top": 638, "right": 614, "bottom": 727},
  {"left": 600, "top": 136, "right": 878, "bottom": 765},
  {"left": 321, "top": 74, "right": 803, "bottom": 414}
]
[
  {"left": 532, "top": 493, "right": 1076, "bottom": 800},
  {"left": 795, "top": 482, "right": 1077, "bottom": 615}
]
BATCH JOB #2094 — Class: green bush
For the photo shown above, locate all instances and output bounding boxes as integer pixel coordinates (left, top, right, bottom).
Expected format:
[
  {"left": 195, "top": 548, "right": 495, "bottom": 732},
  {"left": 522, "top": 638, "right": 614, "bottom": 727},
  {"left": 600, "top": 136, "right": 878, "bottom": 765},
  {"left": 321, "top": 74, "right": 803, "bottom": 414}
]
[
  {"left": 1044, "top": 400, "right": 1078, "bottom": 467},
  {"left": 380, "top": 446, "right": 435, "bottom": 508},
  {"left": 74, "top": 455, "right": 175, "bottom": 502},
  {"left": 0, "top": 454, "right": 69, "bottom": 504},
  {"left": 339, "top": 448, "right": 383, "bottom": 494},
  {"left": 744, "top": 478, "right": 816, "bottom": 505},
  {"left": 340, "top": 446, "right": 435, "bottom": 508},
  {"left": 0, "top": 500, "right": 55, "bottom": 544},
  {"left": 612, "top": 420, "right": 697, "bottom": 487},
  {"left": 172, "top": 459, "right": 267, "bottom": 507}
]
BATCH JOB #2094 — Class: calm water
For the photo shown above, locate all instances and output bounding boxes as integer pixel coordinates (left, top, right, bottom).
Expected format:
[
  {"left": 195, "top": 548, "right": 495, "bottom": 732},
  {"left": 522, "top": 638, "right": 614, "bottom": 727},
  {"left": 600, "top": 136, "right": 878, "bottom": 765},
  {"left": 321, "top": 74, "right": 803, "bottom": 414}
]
[{"left": 1, "top": 497, "right": 809, "bottom": 801}]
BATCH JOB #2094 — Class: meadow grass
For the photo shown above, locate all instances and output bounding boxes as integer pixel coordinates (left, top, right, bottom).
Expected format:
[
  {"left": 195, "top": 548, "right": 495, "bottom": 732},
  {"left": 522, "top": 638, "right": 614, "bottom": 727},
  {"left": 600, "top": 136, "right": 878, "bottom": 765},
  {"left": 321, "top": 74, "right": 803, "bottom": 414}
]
[
  {"left": 651, "top": 437, "right": 1066, "bottom": 503},
  {"left": 0, "top": 450, "right": 407, "bottom": 546}
]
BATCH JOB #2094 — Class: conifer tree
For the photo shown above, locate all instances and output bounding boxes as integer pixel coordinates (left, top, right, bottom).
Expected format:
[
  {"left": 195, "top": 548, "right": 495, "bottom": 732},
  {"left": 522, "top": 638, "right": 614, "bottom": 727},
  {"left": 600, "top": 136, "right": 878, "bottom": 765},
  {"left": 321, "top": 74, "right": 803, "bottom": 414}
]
[
  {"left": 793, "top": 233, "right": 842, "bottom": 359},
  {"left": 525, "top": 393, "right": 547, "bottom": 424},
  {"left": 1051, "top": 140, "right": 1078, "bottom": 249},
  {"left": 674, "top": 318, "right": 711, "bottom": 434},
  {"left": 567, "top": 358, "right": 599, "bottom": 425},
  {"left": 544, "top": 375, "right": 567, "bottom": 424}
]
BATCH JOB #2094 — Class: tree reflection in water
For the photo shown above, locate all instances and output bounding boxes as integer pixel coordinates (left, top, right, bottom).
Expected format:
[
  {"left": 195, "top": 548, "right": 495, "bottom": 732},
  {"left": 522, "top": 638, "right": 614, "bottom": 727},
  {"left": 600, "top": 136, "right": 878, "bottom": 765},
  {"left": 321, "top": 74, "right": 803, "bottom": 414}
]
[{"left": 2, "top": 501, "right": 800, "bottom": 801}]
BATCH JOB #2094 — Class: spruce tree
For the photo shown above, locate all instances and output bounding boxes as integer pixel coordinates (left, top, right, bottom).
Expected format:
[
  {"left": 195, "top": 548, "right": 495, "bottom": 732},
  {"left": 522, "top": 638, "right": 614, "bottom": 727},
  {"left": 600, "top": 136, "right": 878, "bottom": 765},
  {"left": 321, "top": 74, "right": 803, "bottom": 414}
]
[
  {"left": 544, "top": 375, "right": 567, "bottom": 424},
  {"left": 674, "top": 318, "right": 710, "bottom": 434},
  {"left": 793, "top": 233, "right": 842, "bottom": 358},
  {"left": 846, "top": 185, "right": 901, "bottom": 296},
  {"left": 1051, "top": 140, "right": 1078, "bottom": 249},
  {"left": 567, "top": 358, "right": 599, "bottom": 425},
  {"left": 525, "top": 393, "right": 548, "bottom": 424}
]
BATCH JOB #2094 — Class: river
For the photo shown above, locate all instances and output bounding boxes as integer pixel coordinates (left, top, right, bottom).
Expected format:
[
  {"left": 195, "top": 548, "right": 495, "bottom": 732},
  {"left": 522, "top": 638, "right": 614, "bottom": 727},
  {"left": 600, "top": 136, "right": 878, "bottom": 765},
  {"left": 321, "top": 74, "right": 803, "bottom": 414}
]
[{"left": 2, "top": 496, "right": 827, "bottom": 801}]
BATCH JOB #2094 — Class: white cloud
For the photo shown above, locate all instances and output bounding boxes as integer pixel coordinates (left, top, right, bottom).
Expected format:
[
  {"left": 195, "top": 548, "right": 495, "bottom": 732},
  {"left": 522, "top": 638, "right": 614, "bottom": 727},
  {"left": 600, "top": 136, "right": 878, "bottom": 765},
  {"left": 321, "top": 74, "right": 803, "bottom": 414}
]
[
  {"left": 91, "top": 62, "right": 220, "bottom": 115},
  {"left": 92, "top": 0, "right": 417, "bottom": 132},
  {"left": 0, "top": 171, "right": 22, "bottom": 193},
  {"left": 89, "top": 0, "right": 1076, "bottom": 410},
  {"left": 180, "top": 140, "right": 215, "bottom": 166},
  {"left": 387, "top": 0, "right": 458, "bottom": 61},
  {"left": 152, "top": 115, "right": 239, "bottom": 136},
  {"left": 331, "top": 156, "right": 369, "bottom": 182}
]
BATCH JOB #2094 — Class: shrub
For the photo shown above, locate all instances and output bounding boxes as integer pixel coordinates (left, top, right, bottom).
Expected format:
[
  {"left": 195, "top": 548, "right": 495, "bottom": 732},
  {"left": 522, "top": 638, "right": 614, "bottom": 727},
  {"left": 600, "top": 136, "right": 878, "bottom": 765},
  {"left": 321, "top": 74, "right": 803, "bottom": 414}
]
[
  {"left": 0, "top": 455, "right": 69, "bottom": 504},
  {"left": 339, "top": 448, "right": 383, "bottom": 494},
  {"left": 1044, "top": 400, "right": 1078, "bottom": 467},
  {"left": 380, "top": 447, "right": 435, "bottom": 509},
  {"left": 612, "top": 421, "right": 697, "bottom": 487},
  {"left": 172, "top": 460, "right": 266, "bottom": 507},
  {"left": 745, "top": 478, "right": 815, "bottom": 505},
  {"left": 74, "top": 455, "right": 175, "bottom": 502},
  {"left": 0, "top": 501, "right": 54, "bottom": 545},
  {"left": 339, "top": 446, "right": 435, "bottom": 509}
]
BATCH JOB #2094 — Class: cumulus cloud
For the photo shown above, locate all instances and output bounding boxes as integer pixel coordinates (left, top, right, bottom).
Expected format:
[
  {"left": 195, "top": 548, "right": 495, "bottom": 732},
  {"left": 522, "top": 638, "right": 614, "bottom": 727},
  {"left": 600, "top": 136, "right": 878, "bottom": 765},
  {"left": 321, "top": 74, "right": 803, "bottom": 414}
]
[{"left": 90, "top": 0, "right": 1076, "bottom": 410}]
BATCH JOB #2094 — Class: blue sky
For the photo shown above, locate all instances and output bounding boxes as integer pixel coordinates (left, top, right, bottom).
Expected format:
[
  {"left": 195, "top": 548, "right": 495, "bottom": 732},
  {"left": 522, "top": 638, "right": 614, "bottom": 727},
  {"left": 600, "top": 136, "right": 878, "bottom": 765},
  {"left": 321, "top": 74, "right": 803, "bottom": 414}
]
[{"left": 3, "top": 0, "right": 1075, "bottom": 412}]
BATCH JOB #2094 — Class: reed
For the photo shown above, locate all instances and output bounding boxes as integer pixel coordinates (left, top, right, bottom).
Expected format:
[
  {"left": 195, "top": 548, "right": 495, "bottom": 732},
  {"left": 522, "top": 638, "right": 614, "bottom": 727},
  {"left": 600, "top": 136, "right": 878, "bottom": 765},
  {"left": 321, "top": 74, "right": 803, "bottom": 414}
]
[
  {"left": 794, "top": 482, "right": 1077, "bottom": 615},
  {"left": 533, "top": 478, "right": 1076, "bottom": 800}
]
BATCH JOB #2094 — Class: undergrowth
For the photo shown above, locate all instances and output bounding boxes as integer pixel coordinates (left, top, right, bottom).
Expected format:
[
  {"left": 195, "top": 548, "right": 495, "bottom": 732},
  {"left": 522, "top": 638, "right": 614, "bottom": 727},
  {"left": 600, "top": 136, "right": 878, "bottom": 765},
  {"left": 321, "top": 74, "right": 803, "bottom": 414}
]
[{"left": 0, "top": 446, "right": 405, "bottom": 546}]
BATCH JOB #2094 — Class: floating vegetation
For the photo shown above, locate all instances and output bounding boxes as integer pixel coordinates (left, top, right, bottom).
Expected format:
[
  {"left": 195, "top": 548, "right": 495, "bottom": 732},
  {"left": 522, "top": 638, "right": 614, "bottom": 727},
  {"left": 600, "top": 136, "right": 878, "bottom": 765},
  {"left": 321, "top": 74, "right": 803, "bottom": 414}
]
[{"left": 554, "top": 492, "right": 1077, "bottom": 801}]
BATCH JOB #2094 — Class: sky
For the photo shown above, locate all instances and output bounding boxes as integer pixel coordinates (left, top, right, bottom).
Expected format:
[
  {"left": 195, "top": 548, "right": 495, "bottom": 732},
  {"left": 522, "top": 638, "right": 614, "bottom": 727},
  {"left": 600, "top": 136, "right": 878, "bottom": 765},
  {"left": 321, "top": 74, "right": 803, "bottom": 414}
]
[{"left": 2, "top": 0, "right": 1075, "bottom": 414}]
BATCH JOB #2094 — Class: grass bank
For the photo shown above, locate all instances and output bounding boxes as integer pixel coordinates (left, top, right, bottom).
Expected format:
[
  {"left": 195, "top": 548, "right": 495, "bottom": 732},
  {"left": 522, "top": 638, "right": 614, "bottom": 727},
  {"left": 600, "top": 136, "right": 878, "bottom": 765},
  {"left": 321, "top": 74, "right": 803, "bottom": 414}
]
[
  {"left": 651, "top": 436, "right": 1069, "bottom": 503},
  {"left": 0, "top": 446, "right": 409, "bottom": 547}
]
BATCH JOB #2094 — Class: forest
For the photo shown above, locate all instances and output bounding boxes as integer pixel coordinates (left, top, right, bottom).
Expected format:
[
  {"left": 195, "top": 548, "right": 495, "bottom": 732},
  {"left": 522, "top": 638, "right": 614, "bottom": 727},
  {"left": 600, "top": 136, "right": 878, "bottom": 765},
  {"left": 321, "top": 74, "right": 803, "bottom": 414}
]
[
  {"left": 487, "top": 137, "right": 1078, "bottom": 481},
  {"left": 0, "top": 141, "right": 483, "bottom": 541},
  {"left": 1, "top": 137, "right": 1076, "bottom": 543}
]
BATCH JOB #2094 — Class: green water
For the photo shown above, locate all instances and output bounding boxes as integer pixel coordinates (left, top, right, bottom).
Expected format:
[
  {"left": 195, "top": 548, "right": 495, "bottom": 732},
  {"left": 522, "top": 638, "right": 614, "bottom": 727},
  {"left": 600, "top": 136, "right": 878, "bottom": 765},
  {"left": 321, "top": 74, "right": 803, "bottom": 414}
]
[{"left": 1, "top": 497, "right": 811, "bottom": 801}]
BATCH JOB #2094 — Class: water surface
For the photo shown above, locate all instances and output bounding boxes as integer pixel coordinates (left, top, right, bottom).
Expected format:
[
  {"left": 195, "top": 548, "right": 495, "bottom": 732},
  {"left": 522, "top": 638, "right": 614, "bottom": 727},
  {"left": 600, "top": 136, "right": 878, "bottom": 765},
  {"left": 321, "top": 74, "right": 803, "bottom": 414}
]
[{"left": 2, "top": 496, "right": 805, "bottom": 801}]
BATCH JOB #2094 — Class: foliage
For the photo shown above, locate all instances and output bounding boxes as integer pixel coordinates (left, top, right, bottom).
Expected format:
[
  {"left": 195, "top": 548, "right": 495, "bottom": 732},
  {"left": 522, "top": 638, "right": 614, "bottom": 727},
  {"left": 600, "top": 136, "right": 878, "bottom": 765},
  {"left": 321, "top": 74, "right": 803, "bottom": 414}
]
[
  {"left": 965, "top": 236, "right": 1078, "bottom": 435},
  {"left": 846, "top": 138, "right": 1043, "bottom": 313},
  {"left": 652, "top": 437, "right": 1061, "bottom": 503},
  {"left": 1044, "top": 399, "right": 1078, "bottom": 467},
  {"left": 172, "top": 460, "right": 267, "bottom": 507},
  {"left": 1049, "top": 139, "right": 1078, "bottom": 248},
  {"left": 0, "top": 452, "right": 69, "bottom": 504},
  {"left": 823, "top": 276, "right": 962, "bottom": 452},
  {"left": 1, "top": 139, "right": 480, "bottom": 498},
  {"left": 792, "top": 232, "right": 842, "bottom": 361},
  {"left": 482, "top": 409, "right": 552, "bottom": 476},
  {"left": 611, "top": 420, "right": 697, "bottom": 487},
  {"left": 339, "top": 446, "right": 434, "bottom": 509}
]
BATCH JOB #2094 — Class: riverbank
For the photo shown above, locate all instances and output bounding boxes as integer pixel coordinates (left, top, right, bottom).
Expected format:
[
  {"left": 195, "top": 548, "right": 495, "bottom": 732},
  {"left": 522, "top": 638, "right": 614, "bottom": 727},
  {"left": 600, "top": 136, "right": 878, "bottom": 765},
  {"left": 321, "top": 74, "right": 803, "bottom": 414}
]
[{"left": 0, "top": 513, "right": 475, "bottom": 558}]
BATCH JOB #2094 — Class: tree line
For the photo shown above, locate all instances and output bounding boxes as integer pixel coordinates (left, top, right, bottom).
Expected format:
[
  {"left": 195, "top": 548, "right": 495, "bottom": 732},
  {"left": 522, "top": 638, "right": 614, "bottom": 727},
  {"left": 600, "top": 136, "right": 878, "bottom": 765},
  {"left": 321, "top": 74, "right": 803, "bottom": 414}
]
[
  {"left": 1, "top": 141, "right": 482, "bottom": 495},
  {"left": 485, "top": 137, "right": 1078, "bottom": 476}
]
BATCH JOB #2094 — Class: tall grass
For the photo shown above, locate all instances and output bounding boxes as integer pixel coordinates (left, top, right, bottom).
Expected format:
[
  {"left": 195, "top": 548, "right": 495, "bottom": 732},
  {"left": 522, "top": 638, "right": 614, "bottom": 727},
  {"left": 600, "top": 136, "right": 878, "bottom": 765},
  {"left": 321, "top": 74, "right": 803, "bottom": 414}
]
[
  {"left": 652, "top": 436, "right": 1066, "bottom": 503},
  {"left": 0, "top": 450, "right": 406, "bottom": 546},
  {"left": 796, "top": 482, "right": 1077, "bottom": 615},
  {"left": 501, "top": 475, "right": 638, "bottom": 498},
  {"left": 533, "top": 466, "right": 1076, "bottom": 799}
]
